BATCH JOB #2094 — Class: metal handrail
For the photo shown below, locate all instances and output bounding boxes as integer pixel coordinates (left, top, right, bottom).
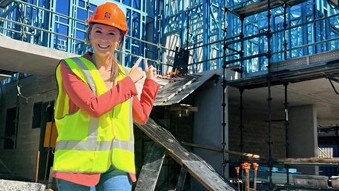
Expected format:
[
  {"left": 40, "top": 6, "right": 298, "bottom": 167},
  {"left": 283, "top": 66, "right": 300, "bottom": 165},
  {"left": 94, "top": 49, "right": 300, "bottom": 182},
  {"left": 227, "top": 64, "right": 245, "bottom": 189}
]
[
  {"left": 0, "top": 17, "right": 85, "bottom": 42},
  {"left": 1, "top": 0, "right": 176, "bottom": 54}
]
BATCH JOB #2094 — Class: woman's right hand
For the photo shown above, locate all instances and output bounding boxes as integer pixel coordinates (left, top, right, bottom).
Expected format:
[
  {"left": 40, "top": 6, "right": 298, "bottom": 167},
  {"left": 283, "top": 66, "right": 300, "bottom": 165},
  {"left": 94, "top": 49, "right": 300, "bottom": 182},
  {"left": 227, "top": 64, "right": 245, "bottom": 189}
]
[
  {"left": 145, "top": 59, "right": 158, "bottom": 81},
  {"left": 129, "top": 57, "right": 144, "bottom": 83}
]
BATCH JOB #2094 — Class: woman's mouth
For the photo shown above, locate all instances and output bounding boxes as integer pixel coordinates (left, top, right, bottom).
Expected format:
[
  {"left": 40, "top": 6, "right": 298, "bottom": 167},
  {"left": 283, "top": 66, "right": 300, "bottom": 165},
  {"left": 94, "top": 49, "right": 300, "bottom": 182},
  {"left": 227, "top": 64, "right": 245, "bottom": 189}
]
[{"left": 98, "top": 44, "right": 110, "bottom": 49}]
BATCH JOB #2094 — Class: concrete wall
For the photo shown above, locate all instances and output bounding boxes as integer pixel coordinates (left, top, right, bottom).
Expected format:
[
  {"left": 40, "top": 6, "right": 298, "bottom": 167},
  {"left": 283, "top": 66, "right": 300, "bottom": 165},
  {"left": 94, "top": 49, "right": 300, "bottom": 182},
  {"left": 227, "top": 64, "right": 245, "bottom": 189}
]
[
  {"left": 0, "top": 75, "right": 57, "bottom": 180},
  {"left": 228, "top": 90, "right": 320, "bottom": 179},
  {"left": 228, "top": 88, "right": 287, "bottom": 161},
  {"left": 193, "top": 69, "right": 226, "bottom": 175},
  {"left": 192, "top": 69, "right": 226, "bottom": 190},
  {"left": 288, "top": 105, "right": 318, "bottom": 174}
]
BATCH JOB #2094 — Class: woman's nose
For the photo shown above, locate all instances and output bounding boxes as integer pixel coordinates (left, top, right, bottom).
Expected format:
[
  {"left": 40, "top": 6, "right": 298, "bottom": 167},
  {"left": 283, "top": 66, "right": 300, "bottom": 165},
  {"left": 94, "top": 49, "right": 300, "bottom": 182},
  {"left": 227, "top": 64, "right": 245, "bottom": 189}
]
[{"left": 99, "top": 34, "right": 109, "bottom": 40}]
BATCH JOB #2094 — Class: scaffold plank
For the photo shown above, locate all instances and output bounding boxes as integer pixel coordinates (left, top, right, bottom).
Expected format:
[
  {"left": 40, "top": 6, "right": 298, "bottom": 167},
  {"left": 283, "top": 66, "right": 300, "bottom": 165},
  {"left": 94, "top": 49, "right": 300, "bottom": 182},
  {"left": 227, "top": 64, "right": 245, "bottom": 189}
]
[
  {"left": 135, "top": 144, "right": 165, "bottom": 191},
  {"left": 226, "top": 50, "right": 339, "bottom": 89}
]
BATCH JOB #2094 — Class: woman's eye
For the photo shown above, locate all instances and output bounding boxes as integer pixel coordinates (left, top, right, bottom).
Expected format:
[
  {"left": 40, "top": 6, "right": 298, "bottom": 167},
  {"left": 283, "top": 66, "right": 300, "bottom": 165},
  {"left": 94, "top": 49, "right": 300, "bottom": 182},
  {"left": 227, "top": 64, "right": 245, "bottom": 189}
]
[
  {"left": 95, "top": 30, "right": 102, "bottom": 34},
  {"left": 109, "top": 32, "right": 115, "bottom": 35}
]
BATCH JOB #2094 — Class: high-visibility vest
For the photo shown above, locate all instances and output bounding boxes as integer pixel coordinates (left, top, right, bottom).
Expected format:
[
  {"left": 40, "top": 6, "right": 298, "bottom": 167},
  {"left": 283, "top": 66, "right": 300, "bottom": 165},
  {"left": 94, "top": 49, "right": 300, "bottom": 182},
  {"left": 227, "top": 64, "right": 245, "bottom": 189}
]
[{"left": 53, "top": 56, "right": 135, "bottom": 174}]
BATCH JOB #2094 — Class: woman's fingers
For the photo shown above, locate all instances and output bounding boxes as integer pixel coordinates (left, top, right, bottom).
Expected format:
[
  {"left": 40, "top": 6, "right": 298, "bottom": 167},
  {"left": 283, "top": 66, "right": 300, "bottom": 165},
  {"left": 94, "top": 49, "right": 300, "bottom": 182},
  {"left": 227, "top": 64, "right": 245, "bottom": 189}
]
[
  {"left": 131, "top": 57, "right": 158, "bottom": 81},
  {"left": 144, "top": 58, "right": 149, "bottom": 71},
  {"left": 132, "top": 57, "right": 143, "bottom": 68}
]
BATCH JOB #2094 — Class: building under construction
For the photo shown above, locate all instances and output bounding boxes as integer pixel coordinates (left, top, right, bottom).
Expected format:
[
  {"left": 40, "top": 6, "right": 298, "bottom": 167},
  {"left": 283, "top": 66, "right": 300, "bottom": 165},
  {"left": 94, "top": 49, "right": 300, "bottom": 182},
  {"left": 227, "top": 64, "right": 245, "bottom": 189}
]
[{"left": 0, "top": 0, "right": 338, "bottom": 190}]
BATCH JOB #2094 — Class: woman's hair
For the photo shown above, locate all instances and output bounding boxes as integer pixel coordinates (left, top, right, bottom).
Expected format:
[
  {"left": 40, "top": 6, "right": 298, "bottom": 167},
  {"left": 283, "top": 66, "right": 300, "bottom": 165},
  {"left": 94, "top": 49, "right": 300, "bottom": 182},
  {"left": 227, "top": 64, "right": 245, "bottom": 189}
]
[
  {"left": 85, "top": 23, "right": 93, "bottom": 45},
  {"left": 86, "top": 23, "right": 124, "bottom": 50}
]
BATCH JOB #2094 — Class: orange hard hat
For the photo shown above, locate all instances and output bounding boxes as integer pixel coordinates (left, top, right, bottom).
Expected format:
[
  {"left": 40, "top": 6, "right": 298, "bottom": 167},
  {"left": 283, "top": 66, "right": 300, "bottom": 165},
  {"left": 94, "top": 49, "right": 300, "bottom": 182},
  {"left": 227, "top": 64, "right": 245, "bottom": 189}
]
[{"left": 88, "top": 2, "right": 128, "bottom": 35}]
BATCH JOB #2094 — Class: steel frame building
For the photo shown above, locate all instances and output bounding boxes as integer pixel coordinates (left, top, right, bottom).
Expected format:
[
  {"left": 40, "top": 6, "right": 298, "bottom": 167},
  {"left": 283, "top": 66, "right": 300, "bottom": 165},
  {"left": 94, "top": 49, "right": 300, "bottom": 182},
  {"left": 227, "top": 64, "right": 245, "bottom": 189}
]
[{"left": 0, "top": 0, "right": 337, "bottom": 74}]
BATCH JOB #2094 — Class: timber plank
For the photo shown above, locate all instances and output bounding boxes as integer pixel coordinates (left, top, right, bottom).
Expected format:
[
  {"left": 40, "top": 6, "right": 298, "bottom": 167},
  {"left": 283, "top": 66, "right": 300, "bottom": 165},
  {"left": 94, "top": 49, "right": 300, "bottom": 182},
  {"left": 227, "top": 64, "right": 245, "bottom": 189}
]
[
  {"left": 135, "top": 119, "right": 236, "bottom": 191},
  {"left": 176, "top": 167, "right": 187, "bottom": 191},
  {"left": 135, "top": 143, "right": 165, "bottom": 191}
]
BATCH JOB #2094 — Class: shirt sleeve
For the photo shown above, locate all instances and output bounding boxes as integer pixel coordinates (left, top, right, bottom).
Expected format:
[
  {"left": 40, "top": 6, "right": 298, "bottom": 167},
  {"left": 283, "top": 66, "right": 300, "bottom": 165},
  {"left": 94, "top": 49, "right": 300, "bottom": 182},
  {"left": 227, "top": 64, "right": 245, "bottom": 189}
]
[
  {"left": 133, "top": 79, "right": 160, "bottom": 124},
  {"left": 60, "top": 62, "right": 138, "bottom": 118}
]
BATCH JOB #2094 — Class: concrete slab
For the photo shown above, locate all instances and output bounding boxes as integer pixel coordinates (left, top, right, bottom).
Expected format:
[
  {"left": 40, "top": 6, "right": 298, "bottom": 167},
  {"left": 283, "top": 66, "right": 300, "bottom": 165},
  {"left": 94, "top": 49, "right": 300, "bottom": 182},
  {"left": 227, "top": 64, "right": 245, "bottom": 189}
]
[
  {"left": 0, "top": 36, "right": 77, "bottom": 76},
  {"left": 0, "top": 179, "right": 46, "bottom": 191}
]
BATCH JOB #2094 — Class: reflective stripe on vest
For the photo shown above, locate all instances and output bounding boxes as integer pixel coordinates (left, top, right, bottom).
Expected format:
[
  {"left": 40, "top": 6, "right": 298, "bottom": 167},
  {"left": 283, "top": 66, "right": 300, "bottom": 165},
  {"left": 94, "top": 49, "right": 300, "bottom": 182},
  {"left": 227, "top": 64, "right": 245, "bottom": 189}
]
[
  {"left": 72, "top": 57, "right": 97, "bottom": 93},
  {"left": 56, "top": 57, "right": 134, "bottom": 153},
  {"left": 56, "top": 140, "right": 134, "bottom": 151}
]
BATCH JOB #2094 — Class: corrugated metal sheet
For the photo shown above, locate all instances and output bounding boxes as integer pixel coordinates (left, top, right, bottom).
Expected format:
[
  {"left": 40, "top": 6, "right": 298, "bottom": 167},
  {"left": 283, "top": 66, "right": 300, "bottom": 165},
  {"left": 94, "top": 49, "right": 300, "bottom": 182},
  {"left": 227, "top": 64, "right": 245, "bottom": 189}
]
[{"left": 155, "top": 72, "right": 218, "bottom": 106}]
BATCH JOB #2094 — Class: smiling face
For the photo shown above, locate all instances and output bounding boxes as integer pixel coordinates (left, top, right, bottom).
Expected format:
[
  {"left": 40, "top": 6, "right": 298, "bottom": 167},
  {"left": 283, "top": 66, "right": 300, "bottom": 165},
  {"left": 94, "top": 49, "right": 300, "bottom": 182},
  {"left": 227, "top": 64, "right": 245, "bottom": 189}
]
[{"left": 89, "top": 23, "right": 122, "bottom": 57}]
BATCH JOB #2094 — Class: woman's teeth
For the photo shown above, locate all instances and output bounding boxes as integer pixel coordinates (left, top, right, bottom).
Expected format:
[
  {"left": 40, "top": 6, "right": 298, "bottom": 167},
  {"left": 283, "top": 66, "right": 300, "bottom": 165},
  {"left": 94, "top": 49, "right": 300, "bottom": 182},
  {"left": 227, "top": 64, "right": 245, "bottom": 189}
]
[{"left": 98, "top": 44, "right": 109, "bottom": 49}]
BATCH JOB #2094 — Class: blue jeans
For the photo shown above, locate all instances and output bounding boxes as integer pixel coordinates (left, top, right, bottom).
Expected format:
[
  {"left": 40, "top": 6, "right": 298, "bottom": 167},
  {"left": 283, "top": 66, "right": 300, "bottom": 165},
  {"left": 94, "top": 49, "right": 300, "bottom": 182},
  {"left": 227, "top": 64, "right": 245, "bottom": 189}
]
[{"left": 56, "top": 167, "right": 132, "bottom": 191}]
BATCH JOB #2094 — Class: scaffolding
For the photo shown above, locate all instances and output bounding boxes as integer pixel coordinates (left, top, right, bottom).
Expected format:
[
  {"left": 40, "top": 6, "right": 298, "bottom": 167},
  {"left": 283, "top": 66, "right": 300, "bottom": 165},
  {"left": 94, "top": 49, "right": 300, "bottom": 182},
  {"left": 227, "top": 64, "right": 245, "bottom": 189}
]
[
  {"left": 223, "top": 0, "right": 339, "bottom": 190},
  {"left": 1, "top": 0, "right": 337, "bottom": 77}
]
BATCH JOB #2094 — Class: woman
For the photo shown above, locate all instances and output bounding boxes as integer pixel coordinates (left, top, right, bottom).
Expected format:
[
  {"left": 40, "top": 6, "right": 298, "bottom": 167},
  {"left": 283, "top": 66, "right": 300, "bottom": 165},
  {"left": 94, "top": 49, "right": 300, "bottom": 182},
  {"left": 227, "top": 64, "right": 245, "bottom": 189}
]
[{"left": 53, "top": 2, "right": 159, "bottom": 191}]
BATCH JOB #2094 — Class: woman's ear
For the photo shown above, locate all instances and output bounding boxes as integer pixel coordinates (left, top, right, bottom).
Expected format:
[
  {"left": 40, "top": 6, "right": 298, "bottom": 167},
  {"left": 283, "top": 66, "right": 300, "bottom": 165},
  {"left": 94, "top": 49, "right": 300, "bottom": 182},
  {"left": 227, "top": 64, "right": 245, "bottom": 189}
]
[
  {"left": 115, "top": 36, "right": 122, "bottom": 48},
  {"left": 116, "top": 42, "right": 121, "bottom": 50}
]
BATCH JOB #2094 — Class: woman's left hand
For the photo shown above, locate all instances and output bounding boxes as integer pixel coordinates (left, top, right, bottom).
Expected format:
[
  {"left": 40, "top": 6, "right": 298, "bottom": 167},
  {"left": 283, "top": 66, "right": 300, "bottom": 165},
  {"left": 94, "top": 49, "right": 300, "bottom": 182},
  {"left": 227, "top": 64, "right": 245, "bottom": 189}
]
[{"left": 145, "top": 59, "right": 158, "bottom": 81}]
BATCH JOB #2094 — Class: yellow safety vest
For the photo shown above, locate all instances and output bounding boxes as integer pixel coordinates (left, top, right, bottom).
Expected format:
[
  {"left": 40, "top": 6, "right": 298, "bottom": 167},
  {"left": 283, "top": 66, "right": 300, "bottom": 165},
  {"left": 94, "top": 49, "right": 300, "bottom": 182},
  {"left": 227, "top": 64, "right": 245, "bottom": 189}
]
[{"left": 53, "top": 56, "right": 135, "bottom": 174}]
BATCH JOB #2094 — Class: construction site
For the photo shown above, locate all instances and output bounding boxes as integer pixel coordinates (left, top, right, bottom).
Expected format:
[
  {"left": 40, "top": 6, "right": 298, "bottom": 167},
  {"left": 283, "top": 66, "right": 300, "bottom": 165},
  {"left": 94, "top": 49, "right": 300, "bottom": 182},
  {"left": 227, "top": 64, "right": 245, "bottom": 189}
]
[{"left": 0, "top": 0, "right": 338, "bottom": 190}]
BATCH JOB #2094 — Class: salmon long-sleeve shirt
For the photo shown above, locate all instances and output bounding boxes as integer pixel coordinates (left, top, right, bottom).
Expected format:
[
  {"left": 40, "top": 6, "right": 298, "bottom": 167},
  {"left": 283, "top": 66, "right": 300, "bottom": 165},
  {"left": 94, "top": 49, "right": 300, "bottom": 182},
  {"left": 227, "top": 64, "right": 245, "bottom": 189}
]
[{"left": 53, "top": 53, "right": 160, "bottom": 186}]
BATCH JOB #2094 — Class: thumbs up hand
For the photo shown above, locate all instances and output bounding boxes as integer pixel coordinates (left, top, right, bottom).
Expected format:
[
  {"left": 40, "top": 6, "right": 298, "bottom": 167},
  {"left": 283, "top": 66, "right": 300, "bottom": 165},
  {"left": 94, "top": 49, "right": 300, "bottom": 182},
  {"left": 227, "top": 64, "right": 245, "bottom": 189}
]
[
  {"left": 129, "top": 57, "right": 144, "bottom": 83},
  {"left": 144, "top": 59, "right": 158, "bottom": 81}
]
